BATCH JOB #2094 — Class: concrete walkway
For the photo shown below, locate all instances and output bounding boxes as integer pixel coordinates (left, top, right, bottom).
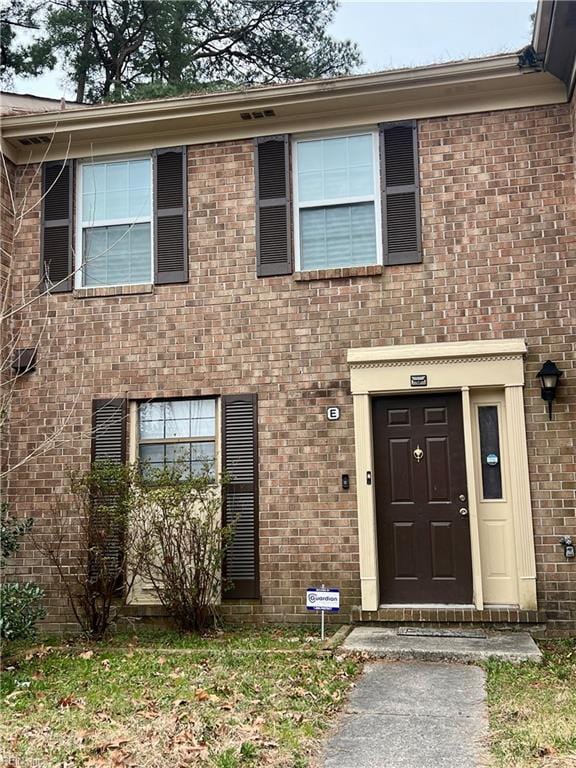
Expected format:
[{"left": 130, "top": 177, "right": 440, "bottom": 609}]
[{"left": 323, "top": 661, "right": 488, "bottom": 768}]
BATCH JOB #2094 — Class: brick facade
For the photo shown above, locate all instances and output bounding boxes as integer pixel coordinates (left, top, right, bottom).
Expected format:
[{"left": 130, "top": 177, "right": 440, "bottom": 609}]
[{"left": 4, "top": 102, "right": 576, "bottom": 634}]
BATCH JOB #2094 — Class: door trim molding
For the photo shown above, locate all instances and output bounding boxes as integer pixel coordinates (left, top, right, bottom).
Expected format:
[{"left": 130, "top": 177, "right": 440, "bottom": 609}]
[{"left": 348, "top": 338, "right": 537, "bottom": 613}]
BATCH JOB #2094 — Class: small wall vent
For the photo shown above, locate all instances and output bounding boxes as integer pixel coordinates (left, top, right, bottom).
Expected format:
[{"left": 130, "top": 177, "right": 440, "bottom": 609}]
[
  {"left": 240, "top": 109, "right": 276, "bottom": 121},
  {"left": 18, "top": 135, "right": 51, "bottom": 146},
  {"left": 12, "top": 348, "right": 37, "bottom": 375}
]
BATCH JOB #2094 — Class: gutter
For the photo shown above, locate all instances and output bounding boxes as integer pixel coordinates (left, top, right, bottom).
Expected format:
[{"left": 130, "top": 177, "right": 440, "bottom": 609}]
[
  {"left": 532, "top": 0, "right": 576, "bottom": 99},
  {"left": 0, "top": 53, "right": 536, "bottom": 136}
]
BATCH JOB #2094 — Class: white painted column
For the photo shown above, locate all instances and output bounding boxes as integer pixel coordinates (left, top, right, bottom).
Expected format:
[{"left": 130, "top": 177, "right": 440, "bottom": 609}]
[
  {"left": 353, "top": 393, "right": 379, "bottom": 611},
  {"left": 505, "top": 384, "right": 538, "bottom": 610},
  {"left": 461, "top": 387, "right": 483, "bottom": 610}
]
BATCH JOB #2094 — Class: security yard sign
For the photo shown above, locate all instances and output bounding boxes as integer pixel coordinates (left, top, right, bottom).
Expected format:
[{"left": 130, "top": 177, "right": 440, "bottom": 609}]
[
  {"left": 306, "top": 588, "right": 340, "bottom": 612},
  {"left": 306, "top": 586, "right": 340, "bottom": 640}
]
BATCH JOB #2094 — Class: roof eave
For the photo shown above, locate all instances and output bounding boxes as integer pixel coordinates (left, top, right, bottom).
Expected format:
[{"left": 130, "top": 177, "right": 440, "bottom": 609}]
[{"left": 0, "top": 53, "right": 567, "bottom": 164}]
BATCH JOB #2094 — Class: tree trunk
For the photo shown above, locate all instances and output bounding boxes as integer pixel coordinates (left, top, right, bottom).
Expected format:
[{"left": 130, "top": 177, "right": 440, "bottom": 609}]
[{"left": 75, "top": 21, "right": 92, "bottom": 103}]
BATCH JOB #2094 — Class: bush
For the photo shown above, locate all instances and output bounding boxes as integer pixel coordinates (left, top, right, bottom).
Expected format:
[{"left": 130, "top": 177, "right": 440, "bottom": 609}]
[
  {"left": 0, "top": 582, "right": 45, "bottom": 641},
  {"left": 131, "top": 464, "right": 233, "bottom": 632},
  {"left": 34, "top": 462, "right": 138, "bottom": 639},
  {"left": 0, "top": 509, "right": 45, "bottom": 641}
]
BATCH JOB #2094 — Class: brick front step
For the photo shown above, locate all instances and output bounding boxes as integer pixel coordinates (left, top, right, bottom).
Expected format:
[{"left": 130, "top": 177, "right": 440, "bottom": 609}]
[{"left": 352, "top": 606, "right": 546, "bottom": 624}]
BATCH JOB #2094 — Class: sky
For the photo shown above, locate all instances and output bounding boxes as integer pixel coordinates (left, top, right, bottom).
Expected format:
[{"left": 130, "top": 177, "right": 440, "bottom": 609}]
[{"left": 11, "top": 0, "right": 537, "bottom": 101}]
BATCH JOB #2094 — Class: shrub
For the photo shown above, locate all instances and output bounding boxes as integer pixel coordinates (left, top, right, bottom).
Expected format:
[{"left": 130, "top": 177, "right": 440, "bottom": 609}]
[
  {"left": 0, "top": 509, "right": 45, "bottom": 641},
  {"left": 0, "top": 582, "right": 45, "bottom": 641},
  {"left": 34, "top": 462, "right": 140, "bottom": 639},
  {"left": 131, "top": 464, "right": 233, "bottom": 632}
]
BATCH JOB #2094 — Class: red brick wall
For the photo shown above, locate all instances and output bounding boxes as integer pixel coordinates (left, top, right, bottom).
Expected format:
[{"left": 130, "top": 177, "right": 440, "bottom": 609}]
[
  {"left": 1, "top": 157, "right": 16, "bottom": 487},
  {"left": 5, "top": 102, "right": 576, "bottom": 633}
]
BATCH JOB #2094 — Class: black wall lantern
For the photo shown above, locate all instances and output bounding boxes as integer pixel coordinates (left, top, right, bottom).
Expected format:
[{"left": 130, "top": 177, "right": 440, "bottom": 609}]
[{"left": 537, "top": 360, "right": 563, "bottom": 420}]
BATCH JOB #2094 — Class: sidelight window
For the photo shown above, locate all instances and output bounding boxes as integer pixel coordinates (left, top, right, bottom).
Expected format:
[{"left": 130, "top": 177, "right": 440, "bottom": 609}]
[{"left": 477, "top": 405, "right": 503, "bottom": 500}]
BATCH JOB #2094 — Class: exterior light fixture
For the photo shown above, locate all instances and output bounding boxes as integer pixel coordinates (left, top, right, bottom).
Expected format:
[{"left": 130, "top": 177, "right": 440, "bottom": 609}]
[{"left": 536, "top": 360, "right": 563, "bottom": 420}]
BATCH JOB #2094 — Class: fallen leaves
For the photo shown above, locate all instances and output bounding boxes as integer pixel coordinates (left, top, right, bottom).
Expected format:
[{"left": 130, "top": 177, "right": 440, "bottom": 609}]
[
  {"left": 194, "top": 688, "right": 210, "bottom": 702},
  {"left": 24, "top": 645, "right": 53, "bottom": 662},
  {"left": 0, "top": 632, "right": 361, "bottom": 768},
  {"left": 57, "top": 694, "right": 86, "bottom": 709}
]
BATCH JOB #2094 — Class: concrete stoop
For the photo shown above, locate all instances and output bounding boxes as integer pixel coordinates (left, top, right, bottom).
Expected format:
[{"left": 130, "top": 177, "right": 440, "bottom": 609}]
[{"left": 341, "top": 626, "right": 542, "bottom": 663}]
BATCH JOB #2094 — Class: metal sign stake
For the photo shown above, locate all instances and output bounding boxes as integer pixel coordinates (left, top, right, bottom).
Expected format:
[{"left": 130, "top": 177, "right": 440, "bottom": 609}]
[{"left": 321, "top": 583, "right": 325, "bottom": 641}]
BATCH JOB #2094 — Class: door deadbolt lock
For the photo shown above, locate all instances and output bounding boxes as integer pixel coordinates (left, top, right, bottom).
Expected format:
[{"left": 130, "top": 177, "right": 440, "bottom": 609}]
[
  {"left": 459, "top": 508, "right": 469, "bottom": 517},
  {"left": 459, "top": 494, "right": 466, "bottom": 502}
]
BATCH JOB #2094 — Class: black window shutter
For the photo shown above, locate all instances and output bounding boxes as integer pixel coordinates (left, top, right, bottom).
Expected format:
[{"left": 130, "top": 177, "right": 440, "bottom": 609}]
[
  {"left": 255, "top": 136, "right": 292, "bottom": 277},
  {"left": 222, "top": 394, "right": 259, "bottom": 600},
  {"left": 379, "top": 121, "right": 422, "bottom": 265},
  {"left": 90, "top": 399, "right": 128, "bottom": 582},
  {"left": 41, "top": 160, "right": 73, "bottom": 292},
  {"left": 154, "top": 147, "right": 188, "bottom": 284},
  {"left": 91, "top": 399, "right": 127, "bottom": 464}
]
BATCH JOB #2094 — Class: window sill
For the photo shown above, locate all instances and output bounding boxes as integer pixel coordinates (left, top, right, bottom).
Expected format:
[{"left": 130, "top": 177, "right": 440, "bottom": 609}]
[
  {"left": 73, "top": 284, "right": 155, "bottom": 299},
  {"left": 294, "top": 265, "right": 383, "bottom": 282}
]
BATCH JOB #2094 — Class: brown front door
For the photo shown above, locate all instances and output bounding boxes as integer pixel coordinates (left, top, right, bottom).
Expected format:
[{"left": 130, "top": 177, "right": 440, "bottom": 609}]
[{"left": 372, "top": 392, "right": 473, "bottom": 604}]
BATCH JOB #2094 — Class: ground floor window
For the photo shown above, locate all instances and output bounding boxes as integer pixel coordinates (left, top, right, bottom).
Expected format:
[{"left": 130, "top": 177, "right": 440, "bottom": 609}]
[{"left": 137, "top": 398, "right": 216, "bottom": 477}]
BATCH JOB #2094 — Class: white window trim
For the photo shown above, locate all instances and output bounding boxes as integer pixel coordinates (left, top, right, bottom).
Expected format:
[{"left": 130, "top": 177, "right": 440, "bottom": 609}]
[
  {"left": 75, "top": 153, "right": 154, "bottom": 289},
  {"left": 292, "top": 128, "right": 383, "bottom": 273}
]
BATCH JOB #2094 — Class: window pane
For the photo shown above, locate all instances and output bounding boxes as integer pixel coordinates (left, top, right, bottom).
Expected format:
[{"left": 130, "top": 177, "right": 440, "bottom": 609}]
[
  {"left": 140, "top": 402, "right": 164, "bottom": 421},
  {"left": 191, "top": 442, "right": 215, "bottom": 476},
  {"left": 82, "top": 164, "right": 106, "bottom": 222},
  {"left": 139, "top": 399, "right": 216, "bottom": 447},
  {"left": 82, "top": 228, "right": 108, "bottom": 285},
  {"left": 165, "top": 419, "right": 191, "bottom": 438},
  {"left": 165, "top": 443, "right": 192, "bottom": 464},
  {"left": 107, "top": 161, "right": 128, "bottom": 193},
  {"left": 191, "top": 399, "right": 215, "bottom": 420},
  {"left": 129, "top": 225, "right": 153, "bottom": 283},
  {"left": 191, "top": 399, "right": 216, "bottom": 437},
  {"left": 139, "top": 444, "right": 164, "bottom": 464},
  {"left": 140, "top": 420, "right": 164, "bottom": 439},
  {"left": 165, "top": 401, "right": 190, "bottom": 437},
  {"left": 297, "top": 134, "right": 374, "bottom": 203},
  {"left": 83, "top": 163, "right": 106, "bottom": 192},
  {"left": 139, "top": 401, "right": 164, "bottom": 439},
  {"left": 300, "top": 202, "right": 377, "bottom": 270},
  {"left": 82, "top": 159, "right": 150, "bottom": 223},
  {"left": 129, "top": 159, "right": 149, "bottom": 189},
  {"left": 83, "top": 223, "right": 151, "bottom": 286},
  {"left": 129, "top": 187, "right": 150, "bottom": 219},
  {"left": 166, "top": 401, "right": 191, "bottom": 420},
  {"left": 106, "top": 225, "right": 131, "bottom": 285},
  {"left": 478, "top": 406, "right": 503, "bottom": 500}
]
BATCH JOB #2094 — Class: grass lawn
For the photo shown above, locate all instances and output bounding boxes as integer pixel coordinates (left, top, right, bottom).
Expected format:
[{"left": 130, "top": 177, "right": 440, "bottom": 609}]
[
  {"left": 486, "top": 639, "right": 576, "bottom": 768},
  {"left": 1, "top": 626, "right": 359, "bottom": 768}
]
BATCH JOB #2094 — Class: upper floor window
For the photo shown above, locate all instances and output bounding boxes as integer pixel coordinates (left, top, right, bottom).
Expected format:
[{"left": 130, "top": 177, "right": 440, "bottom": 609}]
[
  {"left": 293, "top": 132, "right": 381, "bottom": 271},
  {"left": 77, "top": 156, "right": 153, "bottom": 287},
  {"left": 255, "top": 123, "right": 421, "bottom": 278}
]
